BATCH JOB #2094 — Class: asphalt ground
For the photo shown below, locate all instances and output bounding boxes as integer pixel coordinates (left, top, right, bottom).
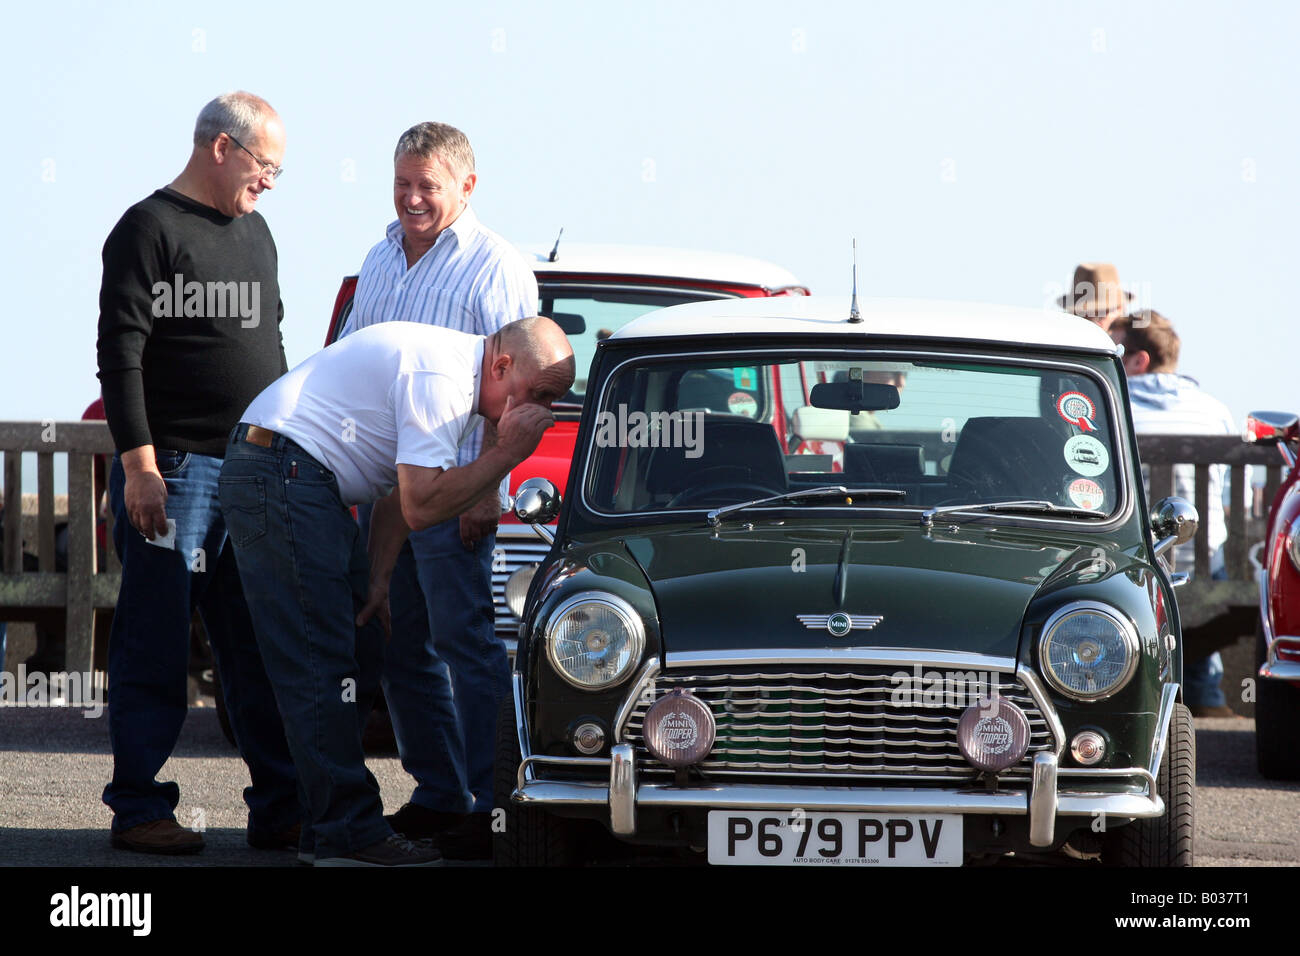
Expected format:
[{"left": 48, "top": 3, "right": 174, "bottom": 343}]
[{"left": 0, "top": 700, "right": 1295, "bottom": 868}]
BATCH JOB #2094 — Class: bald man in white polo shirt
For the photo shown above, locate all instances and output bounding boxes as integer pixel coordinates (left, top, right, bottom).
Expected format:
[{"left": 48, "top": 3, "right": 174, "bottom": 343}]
[{"left": 218, "top": 316, "right": 573, "bottom": 866}]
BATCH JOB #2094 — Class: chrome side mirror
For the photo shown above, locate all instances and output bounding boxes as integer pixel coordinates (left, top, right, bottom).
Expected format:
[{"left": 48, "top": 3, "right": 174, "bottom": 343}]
[
  {"left": 512, "top": 477, "right": 561, "bottom": 544},
  {"left": 1244, "top": 410, "right": 1298, "bottom": 445},
  {"left": 1151, "top": 496, "right": 1198, "bottom": 558}
]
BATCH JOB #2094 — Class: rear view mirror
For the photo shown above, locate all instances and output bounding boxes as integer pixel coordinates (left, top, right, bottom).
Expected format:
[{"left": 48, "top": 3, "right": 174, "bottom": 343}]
[
  {"left": 810, "top": 381, "right": 900, "bottom": 415},
  {"left": 551, "top": 312, "right": 587, "bottom": 335}
]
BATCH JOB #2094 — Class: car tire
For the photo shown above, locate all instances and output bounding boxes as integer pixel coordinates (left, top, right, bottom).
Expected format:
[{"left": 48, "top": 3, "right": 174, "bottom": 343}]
[
  {"left": 492, "top": 696, "right": 581, "bottom": 866},
  {"left": 1102, "top": 701, "right": 1194, "bottom": 867},
  {"left": 1255, "top": 623, "right": 1300, "bottom": 780}
]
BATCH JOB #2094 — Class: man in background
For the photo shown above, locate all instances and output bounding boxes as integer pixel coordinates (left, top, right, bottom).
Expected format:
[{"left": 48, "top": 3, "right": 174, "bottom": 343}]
[
  {"left": 1058, "top": 262, "right": 1133, "bottom": 331},
  {"left": 1110, "top": 311, "right": 1241, "bottom": 717}
]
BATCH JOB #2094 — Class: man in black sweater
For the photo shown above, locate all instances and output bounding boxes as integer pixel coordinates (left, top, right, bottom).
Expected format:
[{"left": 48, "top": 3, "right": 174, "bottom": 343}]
[{"left": 96, "top": 91, "right": 300, "bottom": 855}]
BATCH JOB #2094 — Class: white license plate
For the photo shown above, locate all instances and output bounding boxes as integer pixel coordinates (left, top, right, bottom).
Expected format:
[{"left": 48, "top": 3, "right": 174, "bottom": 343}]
[{"left": 707, "top": 811, "right": 962, "bottom": 866}]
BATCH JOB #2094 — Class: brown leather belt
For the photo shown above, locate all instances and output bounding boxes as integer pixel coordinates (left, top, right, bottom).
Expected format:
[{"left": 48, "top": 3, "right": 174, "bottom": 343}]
[{"left": 246, "top": 424, "right": 276, "bottom": 447}]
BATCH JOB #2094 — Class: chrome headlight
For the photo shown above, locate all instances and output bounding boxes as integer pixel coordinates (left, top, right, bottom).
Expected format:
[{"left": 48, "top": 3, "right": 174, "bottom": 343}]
[
  {"left": 545, "top": 593, "right": 645, "bottom": 690},
  {"left": 1038, "top": 601, "right": 1140, "bottom": 701}
]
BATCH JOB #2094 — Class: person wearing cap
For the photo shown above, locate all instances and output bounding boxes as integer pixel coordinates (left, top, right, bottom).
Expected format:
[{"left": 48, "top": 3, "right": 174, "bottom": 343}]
[
  {"left": 1057, "top": 262, "right": 1133, "bottom": 331},
  {"left": 219, "top": 316, "right": 574, "bottom": 865}
]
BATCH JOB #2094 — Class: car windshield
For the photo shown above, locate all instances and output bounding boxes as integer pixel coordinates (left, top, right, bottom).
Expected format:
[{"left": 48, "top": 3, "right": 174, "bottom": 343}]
[
  {"left": 583, "top": 352, "right": 1123, "bottom": 519},
  {"left": 539, "top": 285, "right": 730, "bottom": 405}
]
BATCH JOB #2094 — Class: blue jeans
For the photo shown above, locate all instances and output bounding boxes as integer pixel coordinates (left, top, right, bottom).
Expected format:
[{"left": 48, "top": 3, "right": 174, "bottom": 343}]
[
  {"left": 361, "top": 503, "right": 508, "bottom": 815},
  {"left": 1184, "top": 564, "right": 1228, "bottom": 709},
  {"left": 219, "top": 427, "right": 390, "bottom": 859},
  {"left": 102, "top": 450, "right": 299, "bottom": 835}
]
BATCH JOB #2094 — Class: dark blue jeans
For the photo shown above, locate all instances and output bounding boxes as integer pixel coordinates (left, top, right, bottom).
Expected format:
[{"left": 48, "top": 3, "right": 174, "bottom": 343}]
[
  {"left": 102, "top": 450, "right": 299, "bottom": 835},
  {"left": 219, "top": 427, "right": 389, "bottom": 859},
  {"left": 376, "top": 514, "right": 508, "bottom": 815}
]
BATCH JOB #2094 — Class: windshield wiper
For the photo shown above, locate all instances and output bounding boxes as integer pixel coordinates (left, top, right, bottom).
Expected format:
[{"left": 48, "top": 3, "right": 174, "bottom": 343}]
[
  {"left": 919, "top": 499, "right": 1108, "bottom": 529},
  {"left": 706, "top": 485, "right": 906, "bottom": 528}
]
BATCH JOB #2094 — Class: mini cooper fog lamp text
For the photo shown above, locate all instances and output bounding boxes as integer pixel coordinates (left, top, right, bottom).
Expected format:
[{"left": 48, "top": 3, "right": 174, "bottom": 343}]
[
  {"left": 956, "top": 697, "right": 1031, "bottom": 773},
  {"left": 643, "top": 689, "right": 716, "bottom": 767}
]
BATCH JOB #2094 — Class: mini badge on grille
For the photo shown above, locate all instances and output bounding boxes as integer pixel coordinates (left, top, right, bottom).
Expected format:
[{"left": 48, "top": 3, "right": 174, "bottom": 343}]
[{"left": 796, "top": 613, "right": 884, "bottom": 636}]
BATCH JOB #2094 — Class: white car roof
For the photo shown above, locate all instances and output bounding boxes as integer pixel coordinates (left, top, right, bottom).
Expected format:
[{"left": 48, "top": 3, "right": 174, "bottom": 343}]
[
  {"left": 608, "top": 296, "right": 1121, "bottom": 353},
  {"left": 516, "top": 243, "right": 804, "bottom": 290}
]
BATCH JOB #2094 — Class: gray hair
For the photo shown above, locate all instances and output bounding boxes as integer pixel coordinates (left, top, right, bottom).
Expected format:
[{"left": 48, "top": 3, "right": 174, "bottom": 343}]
[
  {"left": 193, "top": 91, "right": 277, "bottom": 146},
  {"left": 394, "top": 122, "right": 475, "bottom": 180}
]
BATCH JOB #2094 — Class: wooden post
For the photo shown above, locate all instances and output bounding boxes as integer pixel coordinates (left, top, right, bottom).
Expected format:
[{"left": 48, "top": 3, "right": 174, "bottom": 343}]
[
  {"left": 3, "top": 450, "right": 20, "bottom": 573},
  {"left": 1193, "top": 464, "right": 1211, "bottom": 580},
  {"left": 65, "top": 452, "right": 95, "bottom": 674},
  {"left": 1149, "top": 463, "right": 1175, "bottom": 502},
  {"left": 1226, "top": 463, "right": 1248, "bottom": 580},
  {"left": 38, "top": 452, "right": 55, "bottom": 572}
]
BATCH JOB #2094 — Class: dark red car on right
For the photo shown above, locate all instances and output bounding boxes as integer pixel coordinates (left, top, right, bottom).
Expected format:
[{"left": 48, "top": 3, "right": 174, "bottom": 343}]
[{"left": 1246, "top": 410, "right": 1300, "bottom": 779}]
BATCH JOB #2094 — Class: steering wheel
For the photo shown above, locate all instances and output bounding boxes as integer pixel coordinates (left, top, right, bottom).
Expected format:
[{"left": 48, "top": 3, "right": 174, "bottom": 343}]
[{"left": 667, "top": 467, "right": 783, "bottom": 508}]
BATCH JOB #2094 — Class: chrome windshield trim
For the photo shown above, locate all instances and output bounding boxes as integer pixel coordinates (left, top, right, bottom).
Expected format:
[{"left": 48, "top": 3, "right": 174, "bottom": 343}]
[
  {"left": 614, "top": 658, "right": 662, "bottom": 741},
  {"left": 664, "top": 648, "right": 1020, "bottom": 671},
  {"left": 578, "top": 347, "right": 1134, "bottom": 532}
]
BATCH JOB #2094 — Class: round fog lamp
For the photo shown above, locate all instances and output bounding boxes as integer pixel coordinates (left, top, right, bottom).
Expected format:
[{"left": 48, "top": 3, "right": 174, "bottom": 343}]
[
  {"left": 1071, "top": 731, "right": 1106, "bottom": 765},
  {"left": 643, "top": 689, "right": 716, "bottom": 767},
  {"left": 957, "top": 697, "right": 1031, "bottom": 773}
]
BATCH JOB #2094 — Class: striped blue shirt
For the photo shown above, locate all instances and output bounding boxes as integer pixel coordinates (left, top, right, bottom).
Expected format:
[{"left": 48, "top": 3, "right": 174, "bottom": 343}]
[{"left": 341, "top": 205, "right": 538, "bottom": 475}]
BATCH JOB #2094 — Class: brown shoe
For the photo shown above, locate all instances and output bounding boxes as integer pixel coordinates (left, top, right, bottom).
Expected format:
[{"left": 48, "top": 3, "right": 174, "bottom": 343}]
[{"left": 111, "top": 819, "right": 205, "bottom": 855}]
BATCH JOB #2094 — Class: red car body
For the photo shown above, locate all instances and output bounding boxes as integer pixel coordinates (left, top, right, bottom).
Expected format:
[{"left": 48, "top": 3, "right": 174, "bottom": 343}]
[{"left": 1245, "top": 410, "right": 1300, "bottom": 778}]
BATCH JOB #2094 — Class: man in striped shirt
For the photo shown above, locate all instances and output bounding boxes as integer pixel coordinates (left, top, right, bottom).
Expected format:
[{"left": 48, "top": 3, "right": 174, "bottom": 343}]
[{"left": 340, "top": 122, "right": 538, "bottom": 858}]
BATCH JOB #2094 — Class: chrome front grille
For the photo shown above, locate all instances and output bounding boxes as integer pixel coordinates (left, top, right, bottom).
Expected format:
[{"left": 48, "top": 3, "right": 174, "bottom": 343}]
[
  {"left": 622, "top": 666, "right": 1056, "bottom": 783},
  {"left": 490, "top": 534, "right": 553, "bottom": 637}
]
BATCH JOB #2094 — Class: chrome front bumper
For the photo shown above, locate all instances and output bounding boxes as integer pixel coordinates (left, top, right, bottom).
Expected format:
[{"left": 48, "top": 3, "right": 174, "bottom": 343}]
[{"left": 510, "top": 674, "right": 1177, "bottom": 849}]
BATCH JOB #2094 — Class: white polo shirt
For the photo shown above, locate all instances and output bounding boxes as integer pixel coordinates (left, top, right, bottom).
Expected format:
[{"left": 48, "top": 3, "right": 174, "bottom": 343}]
[{"left": 241, "top": 323, "right": 484, "bottom": 506}]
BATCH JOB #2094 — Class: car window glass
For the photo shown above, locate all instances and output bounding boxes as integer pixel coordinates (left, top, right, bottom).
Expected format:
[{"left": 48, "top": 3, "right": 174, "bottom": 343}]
[{"left": 585, "top": 354, "right": 1120, "bottom": 518}]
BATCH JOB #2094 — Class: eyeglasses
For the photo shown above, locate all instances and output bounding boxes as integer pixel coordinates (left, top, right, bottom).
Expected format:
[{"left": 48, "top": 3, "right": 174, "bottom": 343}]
[{"left": 225, "top": 132, "right": 284, "bottom": 181}]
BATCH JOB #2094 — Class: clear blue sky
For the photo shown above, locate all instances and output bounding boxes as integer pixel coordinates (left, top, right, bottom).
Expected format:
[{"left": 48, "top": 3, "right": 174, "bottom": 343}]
[{"left": 3, "top": 0, "right": 1296, "bottom": 457}]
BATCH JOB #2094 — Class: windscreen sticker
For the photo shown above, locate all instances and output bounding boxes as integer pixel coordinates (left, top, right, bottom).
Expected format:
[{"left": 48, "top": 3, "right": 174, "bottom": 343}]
[
  {"left": 1066, "top": 477, "right": 1105, "bottom": 511},
  {"left": 1056, "top": 391, "right": 1097, "bottom": 432},
  {"left": 727, "top": 391, "right": 759, "bottom": 417},
  {"left": 1063, "top": 435, "right": 1109, "bottom": 477},
  {"left": 733, "top": 367, "right": 758, "bottom": 390}
]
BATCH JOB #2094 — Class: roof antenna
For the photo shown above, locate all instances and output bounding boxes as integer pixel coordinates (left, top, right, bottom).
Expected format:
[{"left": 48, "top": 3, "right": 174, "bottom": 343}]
[
  {"left": 548, "top": 227, "right": 564, "bottom": 262},
  {"left": 848, "top": 238, "right": 862, "bottom": 323}
]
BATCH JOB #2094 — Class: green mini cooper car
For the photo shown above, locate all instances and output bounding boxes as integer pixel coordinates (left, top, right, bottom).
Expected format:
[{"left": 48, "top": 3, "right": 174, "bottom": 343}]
[{"left": 495, "top": 296, "right": 1199, "bottom": 867}]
